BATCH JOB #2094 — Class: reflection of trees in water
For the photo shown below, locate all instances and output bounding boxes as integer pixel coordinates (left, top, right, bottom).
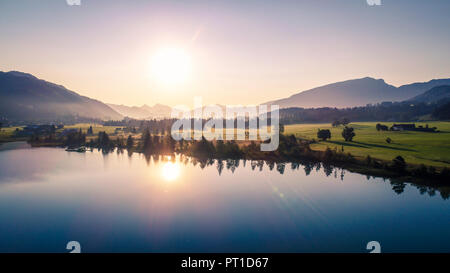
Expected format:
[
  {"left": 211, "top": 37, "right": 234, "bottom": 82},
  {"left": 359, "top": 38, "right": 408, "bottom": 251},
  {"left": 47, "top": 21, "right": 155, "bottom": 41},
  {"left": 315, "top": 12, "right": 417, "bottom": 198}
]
[
  {"left": 102, "top": 149, "right": 450, "bottom": 200},
  {"left": 276, "top": 163, "right": 285, "bottom": 174},
  {"left": 226, "top": 159, "right": 239, "bottom": 173},
  {"left": 323, "top": 164, "right": 333, "bottom": 177},
  {"left": 217, "top": 160, "right": 224, "bottom": 175},
  {"left": 303, "top": 162, "right": 313, "bottom": 176},
  {"left": 251, "top": 161, "right": 257, "bottom": 171},
  {"left": 391, "top": 181, "right": 406, "bottom": 194},
  {"left": 250, "top": 160, "right": 265, "bottom": 171},
  {"left": 257, "top": 160, "right": 264, "bottom": 172},
  {"left": 210, "top": 158, "right": 447, "bottom": 200},
  {"left": 417, "top": 185, "right": 441, "bottom": 197}
]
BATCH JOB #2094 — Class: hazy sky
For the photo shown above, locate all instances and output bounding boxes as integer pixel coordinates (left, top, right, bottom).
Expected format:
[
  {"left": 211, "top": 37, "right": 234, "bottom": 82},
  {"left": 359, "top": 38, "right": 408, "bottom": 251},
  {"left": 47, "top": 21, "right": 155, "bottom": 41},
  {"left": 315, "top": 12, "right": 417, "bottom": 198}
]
[{"left": 1, "top": 0, "right": 449, "bottom": 107}]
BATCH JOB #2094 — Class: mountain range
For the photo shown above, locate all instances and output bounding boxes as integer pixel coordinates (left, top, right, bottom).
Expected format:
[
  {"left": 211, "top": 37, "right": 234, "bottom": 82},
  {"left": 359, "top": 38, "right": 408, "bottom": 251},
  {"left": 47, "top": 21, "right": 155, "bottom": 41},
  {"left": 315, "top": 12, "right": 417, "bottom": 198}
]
[
  {"left": 0, "top": 71, "right": 122, "bottom": 121},
  {"left": 1, "top": 70, "right": 449, "bottom": 122},
  {"left": 266, "top": 77, "right": 450, "bottom": 108},
  {"left": 107, "top": 103, "right": 172, "bottom": 120},
  {"left": 407, "top": 85, "right": 450, "bottom": 104}
]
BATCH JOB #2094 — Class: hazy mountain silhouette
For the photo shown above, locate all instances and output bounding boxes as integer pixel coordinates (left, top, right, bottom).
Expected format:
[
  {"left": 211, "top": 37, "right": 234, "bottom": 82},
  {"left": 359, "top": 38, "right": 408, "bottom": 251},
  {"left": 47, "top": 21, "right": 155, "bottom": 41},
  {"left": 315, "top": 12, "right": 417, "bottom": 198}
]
[
  {"left": 407, "top": 85, "right": 450, "bottom": 104},
  {"left": 266, "top": 77, "right": 450, "bottom": 108},
  {"left": 3, "top": 71, "right": 450, "bottom": 122},
  {"left": 0, "top": 71, "right": 123, "bottom": 121},
  {"left": 107, "top": 103, "right": 172, "bottom": 119}
]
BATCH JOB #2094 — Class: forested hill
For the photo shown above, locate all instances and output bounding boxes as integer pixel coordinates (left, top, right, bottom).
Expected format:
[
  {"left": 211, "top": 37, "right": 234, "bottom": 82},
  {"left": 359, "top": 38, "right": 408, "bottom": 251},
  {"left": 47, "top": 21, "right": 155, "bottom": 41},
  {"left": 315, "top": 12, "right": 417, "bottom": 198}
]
[
  {"left": 0, "top": 71, "right": 123, "bottom": 121},
  {"left": 266, "top": 77, "right": 450, "bottom": 109}
]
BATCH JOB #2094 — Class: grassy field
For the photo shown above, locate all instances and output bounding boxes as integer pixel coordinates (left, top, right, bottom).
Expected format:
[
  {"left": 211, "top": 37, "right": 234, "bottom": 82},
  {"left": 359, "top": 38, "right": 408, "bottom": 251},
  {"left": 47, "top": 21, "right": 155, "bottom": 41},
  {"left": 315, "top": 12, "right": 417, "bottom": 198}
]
[
  {"left": 0, "top": 124, "right": 127, "bottom": 142},
  {"left": 0, "top": 126, "right": 23, "bottom": 142},
  {"left": 63, "top": 123, "right": 123, "bottom": 135},
  {"left": 284, "top": 121, "right": 450, "bottom": 168}
]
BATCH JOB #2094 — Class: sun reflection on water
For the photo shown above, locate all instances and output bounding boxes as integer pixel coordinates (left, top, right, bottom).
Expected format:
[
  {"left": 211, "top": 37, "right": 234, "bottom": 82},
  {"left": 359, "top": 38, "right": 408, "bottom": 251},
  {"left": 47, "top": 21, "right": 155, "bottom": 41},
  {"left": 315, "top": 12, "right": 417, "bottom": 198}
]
[{"left": 161, "top": 161, "right": 181, "bottom": 181}]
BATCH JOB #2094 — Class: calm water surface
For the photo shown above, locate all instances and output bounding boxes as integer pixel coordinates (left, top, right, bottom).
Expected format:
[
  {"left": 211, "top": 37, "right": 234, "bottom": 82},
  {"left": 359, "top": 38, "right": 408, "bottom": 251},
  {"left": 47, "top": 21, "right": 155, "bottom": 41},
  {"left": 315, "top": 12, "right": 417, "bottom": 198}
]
[{"left": 0, "top": 142, "right": 449, "bottom": 252}]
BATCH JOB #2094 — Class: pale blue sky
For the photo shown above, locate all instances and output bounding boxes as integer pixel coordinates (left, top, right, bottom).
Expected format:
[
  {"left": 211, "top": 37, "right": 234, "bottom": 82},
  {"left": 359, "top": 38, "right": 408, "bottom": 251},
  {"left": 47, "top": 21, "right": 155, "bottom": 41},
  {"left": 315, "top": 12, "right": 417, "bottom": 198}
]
[{"left": 0, "top": 0, "right": 449, "bottom": 106}]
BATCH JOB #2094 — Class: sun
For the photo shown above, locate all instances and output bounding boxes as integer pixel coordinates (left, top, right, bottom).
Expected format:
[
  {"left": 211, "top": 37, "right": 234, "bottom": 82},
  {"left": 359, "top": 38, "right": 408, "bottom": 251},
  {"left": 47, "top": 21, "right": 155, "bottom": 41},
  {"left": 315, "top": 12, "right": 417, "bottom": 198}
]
[{"left": 151, "top": 47, "right": 191, "bottom": 86}]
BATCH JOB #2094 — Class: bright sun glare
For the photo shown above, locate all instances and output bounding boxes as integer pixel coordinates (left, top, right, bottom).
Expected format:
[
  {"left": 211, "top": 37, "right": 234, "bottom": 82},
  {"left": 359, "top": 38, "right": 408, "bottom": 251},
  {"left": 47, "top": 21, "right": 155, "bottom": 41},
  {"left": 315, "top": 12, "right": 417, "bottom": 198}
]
[
  {"left": 161, "top": 161, "right": 181, "bottom": 182},
  {"left": 151, "top": 47, "right": 191, "bottom": 85}
]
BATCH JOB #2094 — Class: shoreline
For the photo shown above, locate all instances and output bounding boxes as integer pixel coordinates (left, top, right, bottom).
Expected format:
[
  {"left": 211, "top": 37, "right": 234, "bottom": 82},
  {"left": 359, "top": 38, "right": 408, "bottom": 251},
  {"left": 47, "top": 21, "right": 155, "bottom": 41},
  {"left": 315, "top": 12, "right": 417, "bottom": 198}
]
[{"left": 2, "top": 138, "right": 447, "bottom": 191}]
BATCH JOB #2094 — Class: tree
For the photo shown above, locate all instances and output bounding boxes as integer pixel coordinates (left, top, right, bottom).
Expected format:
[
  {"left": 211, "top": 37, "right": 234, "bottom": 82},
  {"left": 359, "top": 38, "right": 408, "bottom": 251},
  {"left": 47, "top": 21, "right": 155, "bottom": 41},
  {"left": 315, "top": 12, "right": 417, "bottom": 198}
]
[
  {"left": 98, "top": 131, "right": 110, "bottom": 147},
  {"left": 191, "top": 136, "right": 216, "bottom": 158},
  {"left": 376, "top": 123, "right": 388, "bottom": 131},
  {"left": 164, "top": 134, "right": 176, "bottom": 153},
  {"left": 152, "top": 135, "right": 160, "bottom": 153},
  {"left": 215, "top": 140, "right": 225, "bottom": 156},
  {"left": 432, "top": 101, "right": 450, "bottom": 120},
  {"left": 224, "top": 141, "right": 242, "bottom": 158},
  {"left": 142, "top": 129, "right": 152, "bottom": 153},
  {"left": 126, "top": 135, "right": 134, "bottom": 150},
  {"left": 87, "top": 126, "right": 93, "bottom": 135},
  {"left": 341, "top": 118, "right": 350, "bottom": 126},
  {"left": 342, "top": 126, "right": 355, "bottom": 141},
  {"left": 365, "top": 155, "right": 372, "bottom": 166},
  {"left": 391, "top": 156, "right": 406, "bottom": 172},
  {"left": 179, "top": 138, "right": 185, "bottom": 151},
  {"left": 116, "top": 136, "right": 125, "bottom": 149},
  {"left": 317, "top": 129, "right": 331, "bottom": 141}
]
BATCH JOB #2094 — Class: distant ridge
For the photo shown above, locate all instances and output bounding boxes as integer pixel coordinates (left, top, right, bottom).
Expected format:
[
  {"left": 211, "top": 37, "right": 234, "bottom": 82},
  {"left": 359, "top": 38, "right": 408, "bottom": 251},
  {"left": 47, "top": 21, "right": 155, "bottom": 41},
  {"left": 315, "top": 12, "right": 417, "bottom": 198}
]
[
  {"left": 3, "top": 70, "right": 450, "bottom": 122},
  {"left": 265, "top": 77, "right": 450, "bottom": 109},
  {"left": 107, "top": 103, "right": 172, "bottom": 119},
  {"left": 0, "top": 71, "right": 123, "bottom": 121},
  {"left": 407, "top": 85, "right": 450, "bottom": 104}
]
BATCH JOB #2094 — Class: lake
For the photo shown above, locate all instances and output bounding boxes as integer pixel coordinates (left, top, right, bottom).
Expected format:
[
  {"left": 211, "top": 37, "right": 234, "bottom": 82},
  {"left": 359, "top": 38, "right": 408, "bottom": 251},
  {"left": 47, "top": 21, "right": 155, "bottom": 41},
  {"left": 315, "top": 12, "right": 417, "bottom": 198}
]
[{"left": 0, "top": 142, "right": 449, "bottom": 253}]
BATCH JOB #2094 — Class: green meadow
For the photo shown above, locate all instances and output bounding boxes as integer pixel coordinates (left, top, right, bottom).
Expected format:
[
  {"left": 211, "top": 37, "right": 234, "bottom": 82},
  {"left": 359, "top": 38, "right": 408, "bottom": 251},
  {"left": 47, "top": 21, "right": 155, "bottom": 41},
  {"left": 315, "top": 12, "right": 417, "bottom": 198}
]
[
  {"left": 0, "top": 124, "right": 125, "bottom": 142},
  {"left": 63, "top": 123, "right": 123, "bottom": 135},
  {"left": 0, "top": 126, "right": 23, "bottom": 142},
  {"left": 284, "top": 121, "right": 450, "bottom": 168}
]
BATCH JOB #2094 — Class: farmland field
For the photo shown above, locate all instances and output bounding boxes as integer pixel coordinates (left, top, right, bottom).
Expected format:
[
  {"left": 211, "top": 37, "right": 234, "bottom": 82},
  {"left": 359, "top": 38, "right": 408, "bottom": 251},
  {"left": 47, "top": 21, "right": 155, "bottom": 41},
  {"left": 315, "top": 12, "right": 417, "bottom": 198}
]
[
  {"left": 0, "top": 127, "right": 23, "bottom": 142},
  {"left": 0, "top": 124, "right": 127, "bottom": 142},
  {"left": 284, "top": 121, "right": 450, "bottom": 168},
  {"left": 63, "top": 123, "right": 123, "bottom": 135}
]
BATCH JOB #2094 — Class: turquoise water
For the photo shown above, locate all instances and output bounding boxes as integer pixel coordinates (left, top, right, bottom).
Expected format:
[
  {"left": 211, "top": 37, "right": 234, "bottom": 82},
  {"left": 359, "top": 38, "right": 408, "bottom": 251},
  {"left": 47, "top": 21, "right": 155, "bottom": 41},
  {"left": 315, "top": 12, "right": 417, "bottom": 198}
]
[{"left": 0, "top": 143, "right": 448, "bottom": 252}]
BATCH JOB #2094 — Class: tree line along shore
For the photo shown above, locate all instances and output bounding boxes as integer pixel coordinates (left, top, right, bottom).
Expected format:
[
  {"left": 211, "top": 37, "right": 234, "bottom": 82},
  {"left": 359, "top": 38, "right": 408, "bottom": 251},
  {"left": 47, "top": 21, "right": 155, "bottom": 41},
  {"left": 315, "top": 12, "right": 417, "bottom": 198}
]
[{"left": 3, "top": 120, "right": 447, "bottom": 187}]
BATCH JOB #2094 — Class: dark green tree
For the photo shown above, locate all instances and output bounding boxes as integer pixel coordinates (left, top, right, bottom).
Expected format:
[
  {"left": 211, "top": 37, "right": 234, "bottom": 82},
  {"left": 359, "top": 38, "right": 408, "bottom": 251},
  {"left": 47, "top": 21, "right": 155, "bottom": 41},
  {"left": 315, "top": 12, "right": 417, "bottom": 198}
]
[
  {"left": 191, "top": 136, "right": 216, "bottom": 158},
  {"left": 98, "top": 131, "right": 110, "bottom": 147},
  {"left": 317, "top": 129, "right": 331, "bottom": 141},
  {"left": 391, "top": 156, "right": 406, "bottom": 172},
  {"left": 142, "top": 129, "right": 152, "bottom": 153},
  {"left": 342, "top": 126, "right": 355, "bottom": 141},
  {"left": 341, "top": 118, "right": 350, "bottom": 126},
  {"left": 126, "top": 135, "right": 134, "bottom": 150},
  {"left": 215, "top": 140, "right": 226, "bottom": 156}
]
